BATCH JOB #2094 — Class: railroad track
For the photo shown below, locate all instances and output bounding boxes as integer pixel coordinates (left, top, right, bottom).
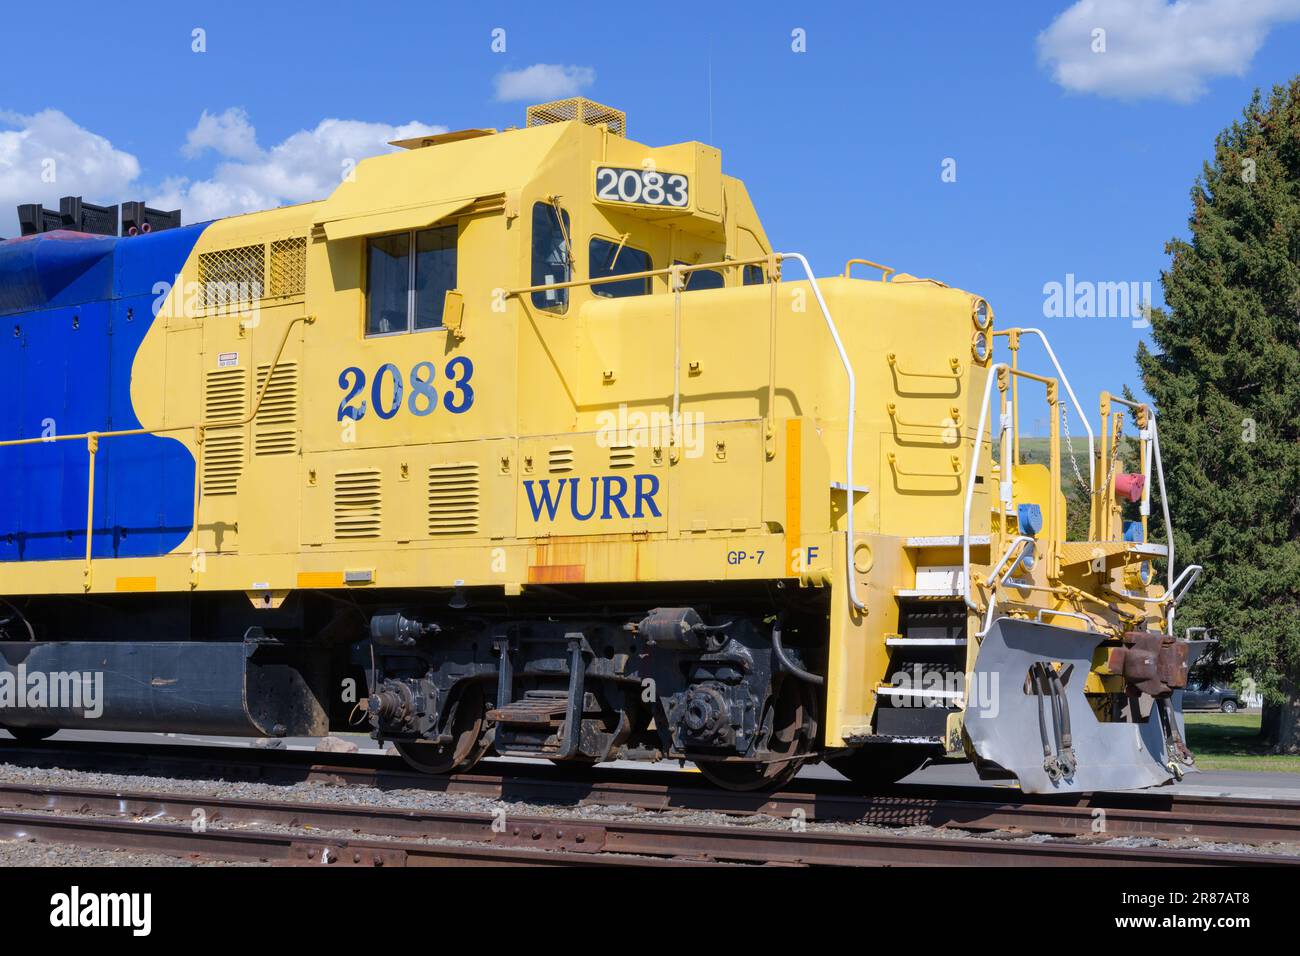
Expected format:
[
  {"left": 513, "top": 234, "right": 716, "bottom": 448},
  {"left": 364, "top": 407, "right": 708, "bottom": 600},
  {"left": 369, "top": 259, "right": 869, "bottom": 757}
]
[
  {"left": 0, "top": 740, "right": 1298, "bottom": 865},
  {"left": 0, "top": 779, "right": 1293, "bottom": 867}
]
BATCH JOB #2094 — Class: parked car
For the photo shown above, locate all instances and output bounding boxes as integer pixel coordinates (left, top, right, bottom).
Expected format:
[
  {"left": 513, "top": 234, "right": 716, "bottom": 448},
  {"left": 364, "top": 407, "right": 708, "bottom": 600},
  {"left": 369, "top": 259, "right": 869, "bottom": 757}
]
[{"left": 1182, "top": 681, "right": 1248, "bottom": 714}]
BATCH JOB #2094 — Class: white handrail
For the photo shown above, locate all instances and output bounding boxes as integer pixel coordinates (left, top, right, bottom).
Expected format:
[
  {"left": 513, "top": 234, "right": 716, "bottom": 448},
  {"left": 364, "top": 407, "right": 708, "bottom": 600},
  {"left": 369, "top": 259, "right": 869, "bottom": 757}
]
[
  {"left": 1149, "top": 417, "right": 1182, "bottom": 635},
  {"left": 1035, "top": 608, "right": 1098, "bottom": 631},
  {"left": 777, "top": 252, "right": 865, "bottom": 611},
  {"left": 963, "top": 363, "right": 1005, "bottom": 610},
  {"left": 978, "top": 534, "right": 1036, "bottom": 636}
]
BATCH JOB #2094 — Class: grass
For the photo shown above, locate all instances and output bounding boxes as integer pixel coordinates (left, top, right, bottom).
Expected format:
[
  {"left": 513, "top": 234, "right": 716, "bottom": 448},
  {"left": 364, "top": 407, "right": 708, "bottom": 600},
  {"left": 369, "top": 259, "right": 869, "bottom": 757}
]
[{"left": 1183, "top": 711, "right": 1300, "bottom": 774}]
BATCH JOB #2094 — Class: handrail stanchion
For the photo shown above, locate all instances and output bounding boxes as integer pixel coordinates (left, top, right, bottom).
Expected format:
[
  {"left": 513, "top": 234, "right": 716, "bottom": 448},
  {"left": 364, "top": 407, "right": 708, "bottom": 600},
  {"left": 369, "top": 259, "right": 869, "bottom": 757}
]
[
  {"left": 964, "top": 364, "right": 1005, "bottom": 611},
  {"left": 777, "top": 252, "right": 865, "bottom": 611},
  {"left": 84, "top": 433, "right": 98, "bottom": 590}
]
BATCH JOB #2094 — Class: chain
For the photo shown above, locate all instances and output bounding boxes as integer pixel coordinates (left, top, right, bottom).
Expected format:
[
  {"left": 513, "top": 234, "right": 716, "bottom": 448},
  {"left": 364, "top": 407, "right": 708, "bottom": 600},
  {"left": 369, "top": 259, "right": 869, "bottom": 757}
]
[
  {"left": 1061, "top": 404, "right": 1091, "bottom": 496},
  {"left": 1101, "top": 415, "right": 1125, "bottom": 493}
]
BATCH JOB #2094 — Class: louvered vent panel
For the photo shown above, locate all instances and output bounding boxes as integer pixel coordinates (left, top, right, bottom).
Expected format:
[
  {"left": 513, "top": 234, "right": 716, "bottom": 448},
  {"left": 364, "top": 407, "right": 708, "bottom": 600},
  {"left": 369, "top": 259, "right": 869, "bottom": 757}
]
[
  {"left": 204, "top": 367, "right": 248, "bottom": 422},
  {"left": 254, "top": 362, "right": 299, "bottom": 455},
  {"left": 269, "top": 238, "right": 307, "bottom": 298},
  {"left": 427, "top": 462, "right": 481, "bottom": 536},
  {"left": 197, "top": 243, "right": 265, "bottom": 309},
  {"left": 202, "top": 434, "right": 245, "bottom": 496},
  {"left": 548, "top": 446, "right": 574, "bottom": 473},
  {"left": 334, "top": 469, "right": 382, "bottom": 539},
  {"left": 609, "top": 444, "right": 636, "bottom": 468},
  {"left": 202, "top": 368, "right": 248, "bottom": 496}
]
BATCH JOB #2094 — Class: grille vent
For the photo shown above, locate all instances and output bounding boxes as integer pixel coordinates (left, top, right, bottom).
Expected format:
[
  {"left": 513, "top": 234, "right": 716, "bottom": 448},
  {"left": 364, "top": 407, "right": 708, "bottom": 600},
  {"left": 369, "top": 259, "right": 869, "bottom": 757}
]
[
  {"left": 609, "top": 444, "right": 636, "bottom": 468},
  {"left": 526, "top": 98, "right": 626, "bottom": 137},
  {"left": 254, "top": 362, "right": 299, "bottom": 456},
  {"left": 334, "top": 469, "right": 382, "bottom": 539},
  {"left": 269, "top": 238, "right": 307, "bottom": 298},
  {"left": 201, "top": 368, "right": 248, "bottom": 496},
  {"left": 548, "top": 446, "right": 575, "bottom": 473},
  {"left": 197, "top": 244, "right": 265, "bottom": 310},
  {"left": 427, "top": 462, "right": 481, "bottom": 536}
]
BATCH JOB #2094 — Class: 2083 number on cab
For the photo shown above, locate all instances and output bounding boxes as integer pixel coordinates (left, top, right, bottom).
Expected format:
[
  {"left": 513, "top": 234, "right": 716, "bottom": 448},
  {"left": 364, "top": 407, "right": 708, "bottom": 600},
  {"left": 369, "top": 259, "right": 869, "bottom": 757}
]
[{"left": 337, "top": 356, "right": 475, "bottom": 421}]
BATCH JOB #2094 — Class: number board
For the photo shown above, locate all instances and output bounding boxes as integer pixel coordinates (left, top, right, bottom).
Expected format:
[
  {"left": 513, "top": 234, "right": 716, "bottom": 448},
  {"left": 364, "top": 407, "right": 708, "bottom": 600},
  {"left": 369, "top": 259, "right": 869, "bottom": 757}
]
[{"left": 594, "top": 166, "right": 689, "bottom": 208}]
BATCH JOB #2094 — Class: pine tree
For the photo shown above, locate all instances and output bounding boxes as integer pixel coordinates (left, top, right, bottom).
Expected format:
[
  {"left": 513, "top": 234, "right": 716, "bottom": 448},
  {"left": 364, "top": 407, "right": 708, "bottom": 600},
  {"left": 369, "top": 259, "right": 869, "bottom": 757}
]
[{"left": 1137, "top": 78, "right": 1300, "bottom": 753}]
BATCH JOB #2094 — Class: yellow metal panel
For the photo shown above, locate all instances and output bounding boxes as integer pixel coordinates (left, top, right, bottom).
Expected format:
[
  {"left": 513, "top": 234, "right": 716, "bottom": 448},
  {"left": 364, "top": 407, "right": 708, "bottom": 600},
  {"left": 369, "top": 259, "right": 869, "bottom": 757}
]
[
  {"left": 824, "top": 532, "right": 907, "bottom": 744},
  {"left": 320, "top": 196, "right": 476, "bottom": 242},
  {"left": 672, "top": 421, "right": 764, "bottom": 534}
]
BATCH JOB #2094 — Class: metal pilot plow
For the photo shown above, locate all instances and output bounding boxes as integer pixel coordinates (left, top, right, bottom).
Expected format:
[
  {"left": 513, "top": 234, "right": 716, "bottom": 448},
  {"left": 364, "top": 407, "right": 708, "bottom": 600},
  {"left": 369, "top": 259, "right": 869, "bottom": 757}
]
[{"left": 964, "top": 618, "right": 1176, "bottom": 794}]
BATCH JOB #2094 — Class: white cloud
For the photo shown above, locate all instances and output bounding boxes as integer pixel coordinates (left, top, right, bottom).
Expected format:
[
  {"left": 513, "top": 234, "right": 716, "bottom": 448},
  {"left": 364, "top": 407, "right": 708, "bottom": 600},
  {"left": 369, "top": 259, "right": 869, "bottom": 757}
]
[
  {"left": 155, "top": 114, "right": 445, "bottom": 222},
  {"left": 0, "top": 109, "right": 141, "bottom": 237},
  {"left": 183, "top": 107, "right": 261, "bottom": 162},
  {"left": 0, "top": 109, "right": 446, "bottom": 234},
  {"left": 494, "top": 63, "right": 595, "bottom": 102},
  {"left": 1038, "top": 0, "right": 1300, "bottom": 102}
]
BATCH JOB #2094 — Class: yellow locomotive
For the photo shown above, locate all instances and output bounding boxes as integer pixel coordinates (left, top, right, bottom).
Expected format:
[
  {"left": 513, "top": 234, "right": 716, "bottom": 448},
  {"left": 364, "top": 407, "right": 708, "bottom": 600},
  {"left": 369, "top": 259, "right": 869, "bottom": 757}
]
[{"left": 0, "top": 98, "right": 1198, "bottom": 792}]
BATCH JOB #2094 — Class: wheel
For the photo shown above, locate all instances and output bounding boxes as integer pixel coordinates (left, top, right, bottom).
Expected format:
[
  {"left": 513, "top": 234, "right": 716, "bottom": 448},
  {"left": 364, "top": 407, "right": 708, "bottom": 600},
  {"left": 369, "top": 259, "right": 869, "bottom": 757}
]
[
  {"left": 828, "top": 744, "right": 940, "bottom": 788},
  {"left": 2, "top": 726, "right": 57, "bottom": 744},
  {"left": 393, "top": 683, "right": 490, "bottom": 775},
  {"left": 695, "top": 678, "right": 817, "bottom": 792},
  {"left": 1221, "top": 699, "right": 1239, "bottom": 714}
]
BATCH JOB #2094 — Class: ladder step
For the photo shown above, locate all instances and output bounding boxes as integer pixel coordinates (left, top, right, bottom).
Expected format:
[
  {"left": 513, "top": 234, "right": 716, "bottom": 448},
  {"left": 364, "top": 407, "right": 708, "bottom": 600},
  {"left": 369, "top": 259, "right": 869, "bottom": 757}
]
[
  {"left": 886, "top": 636, "right": 967, "bottom": 646},
  {"left": 877, "top": 685, "right": 964, "bottom": 701},
  {"left": 487, "top": 695, "right": 569, "bottom": 726},
  {"left": 905, "top": 535, "right": 990, "bottom": 548},
  {"left": 894, "top": 588, "right": 962, "bottom": 599}
]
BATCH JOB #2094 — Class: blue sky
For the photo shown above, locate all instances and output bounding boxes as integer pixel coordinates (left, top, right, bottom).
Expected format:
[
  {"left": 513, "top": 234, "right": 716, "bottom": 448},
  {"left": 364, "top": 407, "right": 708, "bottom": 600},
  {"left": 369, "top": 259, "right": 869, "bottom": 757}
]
[{"left": 4, "top": 0, "right": 1299, "bottom": 423}]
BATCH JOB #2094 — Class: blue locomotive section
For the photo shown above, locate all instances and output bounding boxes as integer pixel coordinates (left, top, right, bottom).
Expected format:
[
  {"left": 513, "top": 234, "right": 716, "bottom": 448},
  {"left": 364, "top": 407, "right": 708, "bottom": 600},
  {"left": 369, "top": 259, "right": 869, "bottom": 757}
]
[{"left": 0, "top": 226, "right": 209, "bottom": 562}]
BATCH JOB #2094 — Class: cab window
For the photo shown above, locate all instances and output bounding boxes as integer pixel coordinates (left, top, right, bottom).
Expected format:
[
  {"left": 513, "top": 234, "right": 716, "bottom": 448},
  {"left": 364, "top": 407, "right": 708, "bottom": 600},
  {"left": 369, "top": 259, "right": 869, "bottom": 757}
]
[
  {"left": 590, "top": 237, "right": 651, "bottom": 298},
  {"left": 366, "top": 224, "right": 458, "bottom": 336},
  {"left": 676, "top": 261, "right": 724, "bottom": 291},
  {"left": 531, "top": 202, "right": 571, "bottom": 311},
  {"left": 743, "top": 264, "right": 765, "bottom": 286}
]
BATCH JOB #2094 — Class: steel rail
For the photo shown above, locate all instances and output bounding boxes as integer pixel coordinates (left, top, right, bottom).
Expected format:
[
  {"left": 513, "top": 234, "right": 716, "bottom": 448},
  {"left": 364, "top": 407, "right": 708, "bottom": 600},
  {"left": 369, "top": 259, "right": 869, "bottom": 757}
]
[
  {"left": 2, "top": 741, "right": 1299, "bottom": 848},
  {"left": 0, "top": 781, "right": 1291, "bottom": 868}
]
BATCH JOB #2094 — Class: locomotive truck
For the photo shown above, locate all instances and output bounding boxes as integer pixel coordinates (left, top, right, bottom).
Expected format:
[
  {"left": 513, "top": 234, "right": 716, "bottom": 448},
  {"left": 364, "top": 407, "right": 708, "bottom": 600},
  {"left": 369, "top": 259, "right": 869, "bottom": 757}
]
[{"left": 0, "top": 98, "right": 1198, "bottom": 792}]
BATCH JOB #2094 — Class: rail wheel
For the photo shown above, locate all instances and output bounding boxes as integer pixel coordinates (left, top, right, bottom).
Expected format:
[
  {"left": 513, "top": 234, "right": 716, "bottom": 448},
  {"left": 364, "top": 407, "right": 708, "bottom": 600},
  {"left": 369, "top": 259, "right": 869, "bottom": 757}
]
[
  {"left": 2, "top": 726, "right": 57, "bottom": 744},
  {"left": 696, "top": 679, "right": 816, "bottom": 792},
  {"left": 394, "top": 683, "right": 490, "bottom": 775},
  {"left": 828, "top": 744, "right": 940, "bottom": 788}
]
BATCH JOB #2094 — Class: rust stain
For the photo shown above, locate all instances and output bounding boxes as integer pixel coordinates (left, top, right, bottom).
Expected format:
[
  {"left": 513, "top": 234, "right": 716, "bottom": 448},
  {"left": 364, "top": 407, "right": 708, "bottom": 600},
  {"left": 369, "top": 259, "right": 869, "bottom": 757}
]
[{"left": 527, "top": 564, "right": 586, "bottom": 584}]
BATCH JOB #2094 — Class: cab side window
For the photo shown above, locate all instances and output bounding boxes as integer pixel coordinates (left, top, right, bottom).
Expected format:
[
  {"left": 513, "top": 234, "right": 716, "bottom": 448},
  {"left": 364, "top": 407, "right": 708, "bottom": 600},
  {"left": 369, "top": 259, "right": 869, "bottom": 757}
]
[
  {"left": 676, "top": 261, "right": 724, "bottom": 291},
  {"left": 590, "top": 237, "right": 651, "bottom": 298},
  {"left": 743, "top": 264, "right": 765, "bottom": 286},
  {"left": 366, "top": 224, "right": 458, "bottom": 336},
  {"left": 414, "top": 226, "right": 457, "bottom": 330},
  {"left": 531, "top": 202, "right": 571, "bottom": 311},
  {"left": 366, "top": 233, "right": 410, "bottom": 335}
]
